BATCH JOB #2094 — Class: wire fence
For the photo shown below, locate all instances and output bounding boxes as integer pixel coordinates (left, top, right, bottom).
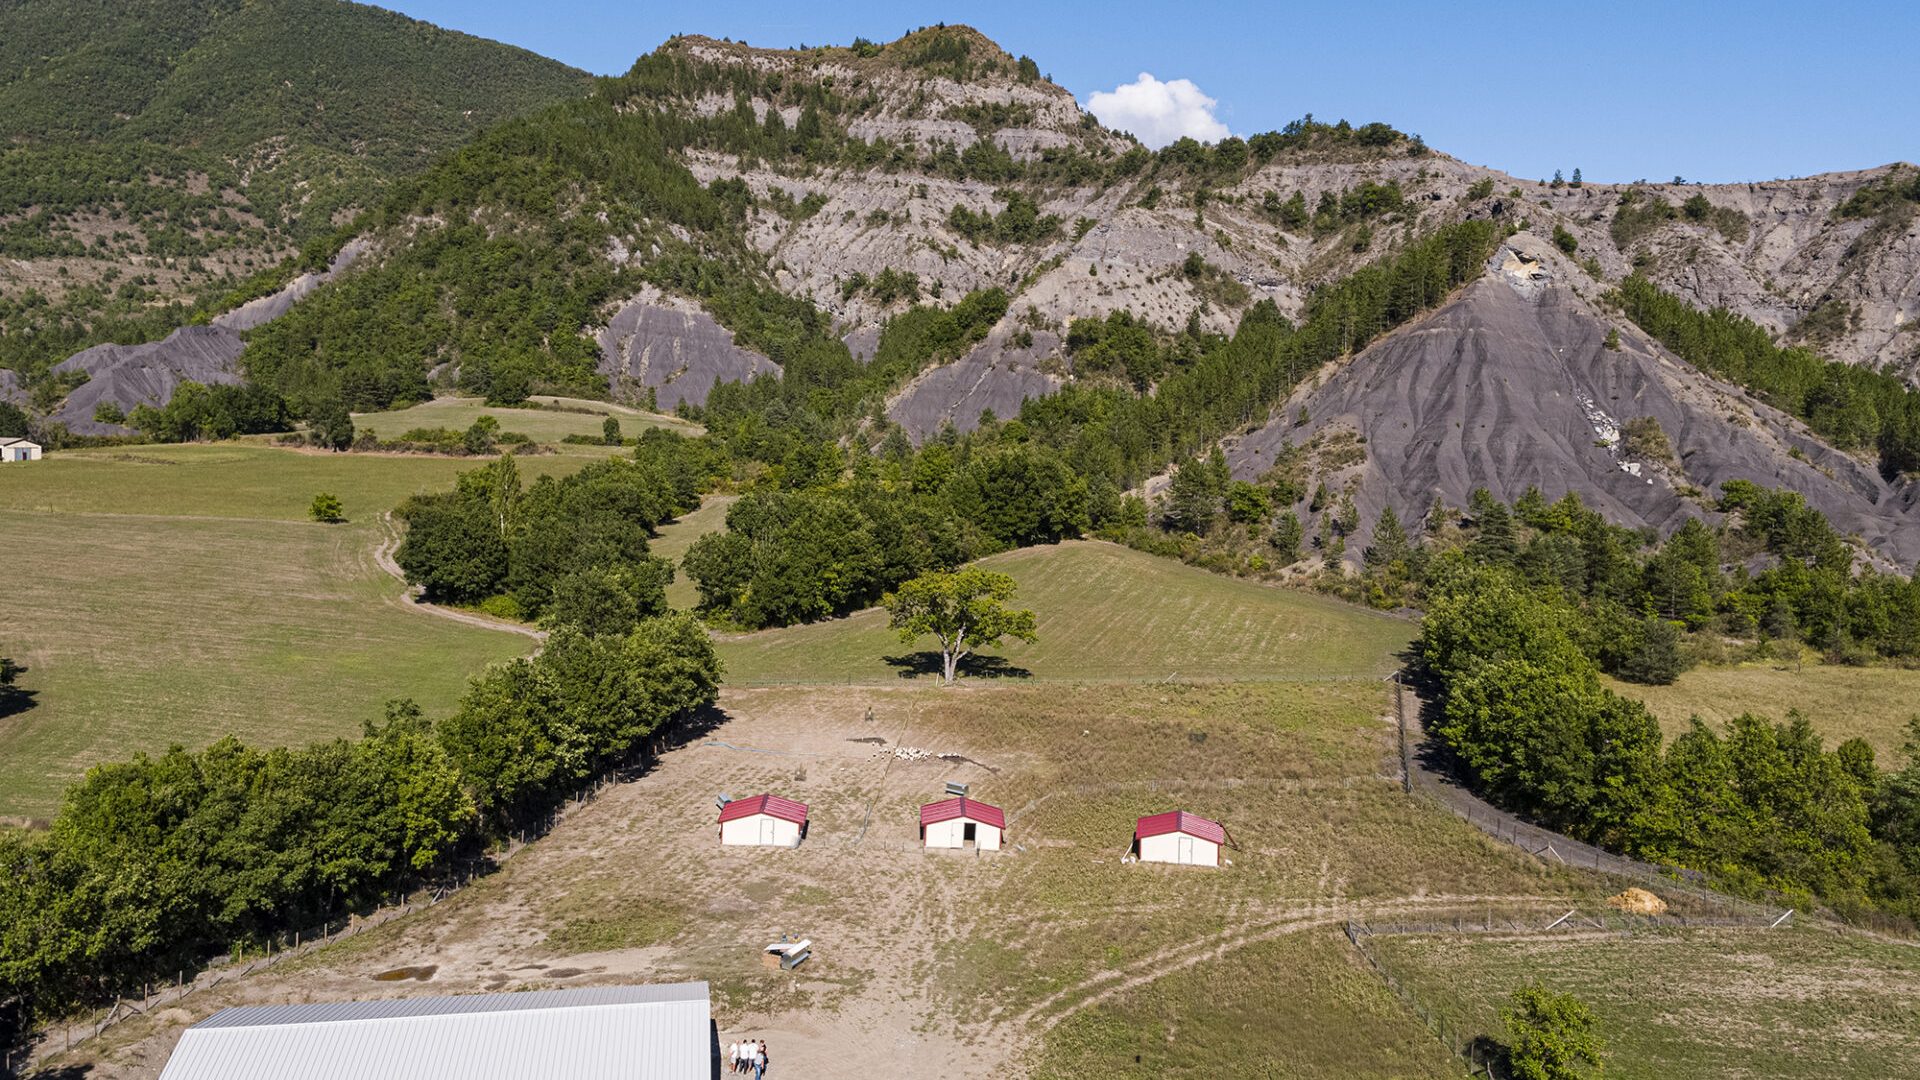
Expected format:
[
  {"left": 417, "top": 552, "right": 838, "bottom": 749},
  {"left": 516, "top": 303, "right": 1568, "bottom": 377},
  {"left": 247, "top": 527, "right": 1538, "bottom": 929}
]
[
  {"left": 1343, "top": 900, "right": 1796, "bottom": 1079},
  {"left": 1393, "top": 674, "right": 1779, "bottom": 917}
]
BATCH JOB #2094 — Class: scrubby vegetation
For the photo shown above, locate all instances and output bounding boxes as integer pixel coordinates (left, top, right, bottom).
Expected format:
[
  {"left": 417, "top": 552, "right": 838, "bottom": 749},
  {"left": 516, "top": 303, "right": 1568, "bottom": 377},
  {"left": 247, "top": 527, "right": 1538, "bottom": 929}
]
[{"left": 1609, "top": 188, "right": 1747, "bottom": 247}]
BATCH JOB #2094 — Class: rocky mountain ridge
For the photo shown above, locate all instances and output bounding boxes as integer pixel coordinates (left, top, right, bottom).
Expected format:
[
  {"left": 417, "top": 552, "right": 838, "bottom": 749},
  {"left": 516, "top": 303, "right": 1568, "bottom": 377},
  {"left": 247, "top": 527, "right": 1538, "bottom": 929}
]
[{"left": 17, "top": 24, "right": 1920, "bottom": 561}]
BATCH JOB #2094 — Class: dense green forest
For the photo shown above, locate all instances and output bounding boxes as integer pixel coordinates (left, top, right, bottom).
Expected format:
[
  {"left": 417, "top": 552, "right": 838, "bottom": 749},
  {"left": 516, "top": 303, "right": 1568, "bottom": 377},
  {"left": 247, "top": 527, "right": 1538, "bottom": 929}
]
[{"left": 0, "top": 0, "right": 587, "bottom": 384}]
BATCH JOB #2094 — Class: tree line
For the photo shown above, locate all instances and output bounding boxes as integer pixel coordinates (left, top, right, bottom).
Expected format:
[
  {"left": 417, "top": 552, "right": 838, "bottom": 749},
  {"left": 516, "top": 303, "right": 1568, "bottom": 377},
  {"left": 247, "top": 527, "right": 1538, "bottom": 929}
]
[
  {"left": 1419, "top": 552, "right": 1920, "bottom": 923},
  {"left": 0, "top": 616, "right": 719, "bottom": 1031},
  {"left": 395, "top": 430, "right": 722, "bottom": 627}
]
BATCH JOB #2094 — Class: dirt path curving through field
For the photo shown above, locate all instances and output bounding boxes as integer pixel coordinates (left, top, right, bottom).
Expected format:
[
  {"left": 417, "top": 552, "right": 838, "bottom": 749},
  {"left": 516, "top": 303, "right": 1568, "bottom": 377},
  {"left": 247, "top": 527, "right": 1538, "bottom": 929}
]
[{"left": 372, "top": 512, "right": 546, "bottom": 641}]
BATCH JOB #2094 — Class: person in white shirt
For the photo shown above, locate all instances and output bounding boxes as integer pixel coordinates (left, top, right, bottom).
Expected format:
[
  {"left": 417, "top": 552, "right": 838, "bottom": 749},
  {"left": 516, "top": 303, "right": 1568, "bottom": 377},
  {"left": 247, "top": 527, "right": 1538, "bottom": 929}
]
[{"left": 726, "top": 1041, "right": 739, "bottom": 1073}]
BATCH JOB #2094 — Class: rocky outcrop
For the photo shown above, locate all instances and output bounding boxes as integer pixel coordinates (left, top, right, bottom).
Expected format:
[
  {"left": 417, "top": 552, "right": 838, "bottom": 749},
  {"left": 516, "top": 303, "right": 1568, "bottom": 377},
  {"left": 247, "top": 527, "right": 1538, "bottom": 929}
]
[
  {"left": 211, "top": 241, "right": 370, "bottom": 332},
  {"left": 1228, "top": 235, "right": 1920, "bottom": 565},
  {"left": 594, "top": 286, "right": 780, "bottom": 409},
  {"left": 0, "top": 368, "right": 23, "bottom": 406},
  {"left": 660, "top": 33, "right": 1918, "bottom": 437}
]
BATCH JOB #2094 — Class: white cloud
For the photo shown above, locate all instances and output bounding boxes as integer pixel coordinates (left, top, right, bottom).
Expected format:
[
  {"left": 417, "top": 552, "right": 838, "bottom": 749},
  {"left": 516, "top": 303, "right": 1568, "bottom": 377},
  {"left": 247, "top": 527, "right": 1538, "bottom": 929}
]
[{"left": 1085, "top": 73, "right": 1230, "bottom": 149}]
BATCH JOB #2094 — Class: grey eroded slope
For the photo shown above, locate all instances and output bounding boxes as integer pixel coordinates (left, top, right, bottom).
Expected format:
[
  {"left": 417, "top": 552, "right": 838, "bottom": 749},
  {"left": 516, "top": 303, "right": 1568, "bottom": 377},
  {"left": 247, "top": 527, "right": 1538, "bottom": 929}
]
[
  {"left": 1229, "top": 236, "right": 1920, "bottom": 565},
  {"left": 211, "top": 241, "right": 370, "bottom": 332},
  {"left": 48, "top": 244, "right": 367, "bottom": 434},
  {"left": 52, "top": 325, "right": 246, "bottom": 435},
  {"left": 887, "top": 326, "right": 1063, "bottom": 437},
  {"left": 594, "top": 286, "right": 780, "bottom": 410}
]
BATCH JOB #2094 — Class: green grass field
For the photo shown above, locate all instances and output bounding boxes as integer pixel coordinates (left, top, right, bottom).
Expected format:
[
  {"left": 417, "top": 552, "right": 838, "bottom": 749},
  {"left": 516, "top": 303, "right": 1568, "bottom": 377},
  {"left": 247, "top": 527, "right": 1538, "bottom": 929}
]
[
  {"left": 0, "top": 510, "right": 534, "bottom": 819},
  {"left": 1606, "top": 662, "right": 1920, "bottom": 760},
  {"left": 351, "top": 395, "right": 698, "bottom": 445},
  {"left": 715, "top": 540, "right": 1415, "bottom": 684},
  {"left": 1033, "top": 932, "right": 1459, "bottom": 1079},
  {"left": 1369, "top": 926, "right": 1920, "bottom": 1079},
  {"left": 0, "top": 442, "right": 601, "bottom": 521},
  {"left": 647, "top": 494, "right": 736, "bottom": 609},
  {"left": 0, "top": 442, "right": 601, "bottom": 819}
]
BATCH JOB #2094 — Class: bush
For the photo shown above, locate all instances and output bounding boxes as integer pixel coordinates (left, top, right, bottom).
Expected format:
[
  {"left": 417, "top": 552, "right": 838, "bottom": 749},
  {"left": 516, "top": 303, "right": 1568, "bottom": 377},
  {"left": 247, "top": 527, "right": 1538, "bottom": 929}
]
[
  {"left": 309, "top": 492, "right": 346, "bottom": 523},
  {"left": 1502, "top": 986, "right": 1605, "bottom": 1080}
]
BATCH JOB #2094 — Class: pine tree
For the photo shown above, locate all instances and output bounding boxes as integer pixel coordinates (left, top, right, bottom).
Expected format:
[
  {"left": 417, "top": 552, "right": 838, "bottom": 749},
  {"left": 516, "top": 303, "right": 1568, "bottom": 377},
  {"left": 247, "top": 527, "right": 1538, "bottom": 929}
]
[
  {"left": 1365, "top": 505, "right": 1410, "bottom": 569},
  {"left": 1468, "top": 487, "right": 1518, "bottom": 566},
  {"left": 1271, "top": 512, "right": 1304, "bottom": 564}
]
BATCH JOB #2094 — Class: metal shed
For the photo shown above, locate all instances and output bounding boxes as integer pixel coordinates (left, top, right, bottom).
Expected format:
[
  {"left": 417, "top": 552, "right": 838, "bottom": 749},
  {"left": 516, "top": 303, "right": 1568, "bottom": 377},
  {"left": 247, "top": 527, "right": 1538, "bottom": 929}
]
[
  {"left": 155, "top": 982, "right": 715, "bottom": 1080},
  {"left": 1134, "top": 810, "right": 1227, "bottom": 867},
  {"left": 920, "top": 796, "right": 1005, "bottom": 850},
  {"left": 718, "top": 793, "right": 809, "bottom": 847}
]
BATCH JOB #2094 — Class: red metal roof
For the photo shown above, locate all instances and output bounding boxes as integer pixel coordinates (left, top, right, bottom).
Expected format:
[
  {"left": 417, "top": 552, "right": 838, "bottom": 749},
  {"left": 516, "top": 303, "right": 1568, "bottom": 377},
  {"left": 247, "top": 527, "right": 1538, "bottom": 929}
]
[
  {"left": 919, "top": 797, "right": 1005, "bottom": 831},
  {"left": 718, "top": 794, "right": 809, "bottom": 826},
  {"left": 1134, "top": 810, "right": 1224, "bottom": 845}
]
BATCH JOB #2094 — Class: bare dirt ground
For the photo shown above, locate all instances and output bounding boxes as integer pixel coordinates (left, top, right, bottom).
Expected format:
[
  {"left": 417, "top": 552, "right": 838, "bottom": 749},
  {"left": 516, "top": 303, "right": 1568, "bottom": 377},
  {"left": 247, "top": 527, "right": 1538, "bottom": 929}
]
[{"left": 50, "top": 681, "right": 1591, "bottom": 1079}]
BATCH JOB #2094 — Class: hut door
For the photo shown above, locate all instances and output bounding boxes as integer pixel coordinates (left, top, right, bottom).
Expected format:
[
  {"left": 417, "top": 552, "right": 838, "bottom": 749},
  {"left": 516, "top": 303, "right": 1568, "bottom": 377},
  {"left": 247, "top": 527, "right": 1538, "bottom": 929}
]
[
  {"left": 1176, "top": 835, "right": 1195, "bottom": 864},
  {"left": 760, "top": 818, "right": 776, "bottom": 844},
  {"left": 963, "top": 822, "right": 977, "bottom": 846}
]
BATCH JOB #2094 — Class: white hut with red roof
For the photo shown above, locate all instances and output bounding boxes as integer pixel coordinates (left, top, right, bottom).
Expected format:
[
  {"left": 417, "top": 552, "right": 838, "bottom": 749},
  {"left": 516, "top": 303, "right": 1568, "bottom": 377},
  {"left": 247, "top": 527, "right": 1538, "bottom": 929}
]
[
  {"left": 1133, "top": 810, "right": 1225, "bottom": 867},
  {"left": 717, "top": 794, "right": 809, "bottom": 847},
  {"left": 919, "top": 796, "right": 1004, "bottom": 850}
]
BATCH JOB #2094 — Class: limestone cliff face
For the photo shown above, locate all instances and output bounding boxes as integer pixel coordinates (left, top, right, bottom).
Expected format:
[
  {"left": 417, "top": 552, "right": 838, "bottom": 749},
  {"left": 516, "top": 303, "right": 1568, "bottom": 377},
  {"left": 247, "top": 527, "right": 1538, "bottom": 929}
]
[
  {"left": 643, "top": 32, "right": 1917, "bottom": 436},
  {"left": 36, "top": 27, "right": 1920, "bottom": 555}
]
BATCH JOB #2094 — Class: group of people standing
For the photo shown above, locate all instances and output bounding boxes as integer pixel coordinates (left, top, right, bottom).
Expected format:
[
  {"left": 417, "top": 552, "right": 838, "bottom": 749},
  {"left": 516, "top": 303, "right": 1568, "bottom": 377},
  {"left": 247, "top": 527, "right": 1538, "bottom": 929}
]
[{"left": 727, "top": 1037, "right": 770, "bottom": 1078}]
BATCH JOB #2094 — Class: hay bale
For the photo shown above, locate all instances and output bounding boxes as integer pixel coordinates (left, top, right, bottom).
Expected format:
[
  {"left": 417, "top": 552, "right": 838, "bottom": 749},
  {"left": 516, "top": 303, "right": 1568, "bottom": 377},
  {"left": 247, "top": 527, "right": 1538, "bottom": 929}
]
[{"left": 1606, "top": 887, "right": 1668, "bottom": 915}]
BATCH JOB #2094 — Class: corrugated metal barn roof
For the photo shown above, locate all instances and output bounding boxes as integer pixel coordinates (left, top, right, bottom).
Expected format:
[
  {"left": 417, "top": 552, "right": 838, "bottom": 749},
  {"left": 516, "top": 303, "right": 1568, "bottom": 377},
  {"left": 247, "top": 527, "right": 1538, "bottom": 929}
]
[
  {"left": 919, "top": 797, "right": 1005, "bottom": 830},
  {"left": 158, "top": 982, "right": 713, "bottom": 1080},
  {"left": 718, "top": 793, "right": 808, "bottom": 826},
  {"left": 1135, "top": 810, "right": 1225, "bottom": 845}
]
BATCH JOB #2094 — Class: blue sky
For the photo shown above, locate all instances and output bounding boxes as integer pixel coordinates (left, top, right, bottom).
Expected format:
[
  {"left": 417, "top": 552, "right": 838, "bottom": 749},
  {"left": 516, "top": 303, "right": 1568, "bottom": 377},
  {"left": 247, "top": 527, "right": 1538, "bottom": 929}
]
[{"left": 393, "top": 0, "right": 1918, "bottom": 183}]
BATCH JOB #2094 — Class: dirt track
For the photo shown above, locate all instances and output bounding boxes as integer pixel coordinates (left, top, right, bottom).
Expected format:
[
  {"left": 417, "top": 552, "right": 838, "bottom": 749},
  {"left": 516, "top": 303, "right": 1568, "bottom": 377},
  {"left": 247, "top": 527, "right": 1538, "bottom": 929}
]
[
  {"left": 370, "top": 512, "right": 545, "bottom": 641},
  {"left": 44, "top": 681, "right": 1601, "bottom": 1079}
]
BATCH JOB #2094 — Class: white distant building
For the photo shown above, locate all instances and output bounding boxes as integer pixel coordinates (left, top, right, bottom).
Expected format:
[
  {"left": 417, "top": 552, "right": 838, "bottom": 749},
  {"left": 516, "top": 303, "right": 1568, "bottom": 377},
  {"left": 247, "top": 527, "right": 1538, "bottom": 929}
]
[
  {"left": 717, "top": 793, "right": 808, "bottom": 847},
  {"left": 155, "top": 983, "right": 715, "bottom": 1080},
  {"left": 0, "top": 438, "right": 40, "bottom": 463},
  {"left": 920, "top": 796, "right": 1004, "bottom": 850},
  {"left": 1133, "top": 810, "right": 1225, "bottom": 867}
]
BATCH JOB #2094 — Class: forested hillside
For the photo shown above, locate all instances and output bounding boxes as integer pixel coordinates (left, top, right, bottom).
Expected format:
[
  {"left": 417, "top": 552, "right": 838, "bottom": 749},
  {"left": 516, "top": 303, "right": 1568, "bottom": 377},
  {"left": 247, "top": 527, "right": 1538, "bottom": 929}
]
[{"left": 0, "top": 0, "right": 587, "bottom": 395}]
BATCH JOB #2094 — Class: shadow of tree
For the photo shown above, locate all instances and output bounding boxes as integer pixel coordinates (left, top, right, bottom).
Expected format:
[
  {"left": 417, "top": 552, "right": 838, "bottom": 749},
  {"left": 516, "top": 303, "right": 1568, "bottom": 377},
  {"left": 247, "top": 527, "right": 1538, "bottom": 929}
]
[
  {"left": 881, "top": 652, "right": 1033, "bottom": 681},
  {"left": 0, "top": 658, "right": 36, "bottom": 722}
]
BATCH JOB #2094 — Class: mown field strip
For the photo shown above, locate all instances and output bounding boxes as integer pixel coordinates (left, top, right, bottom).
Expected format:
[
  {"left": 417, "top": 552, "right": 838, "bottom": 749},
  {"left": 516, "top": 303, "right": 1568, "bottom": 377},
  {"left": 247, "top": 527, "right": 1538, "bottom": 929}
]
[
  {"left": 0, "top": 442, "right": 606, "bottom": 520},
  {"left": 1607, "top": 662, "right": 1920, "bottom": 759},
  {"left": 352, "top": 395, "right": 699, "bottom": 445}
]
